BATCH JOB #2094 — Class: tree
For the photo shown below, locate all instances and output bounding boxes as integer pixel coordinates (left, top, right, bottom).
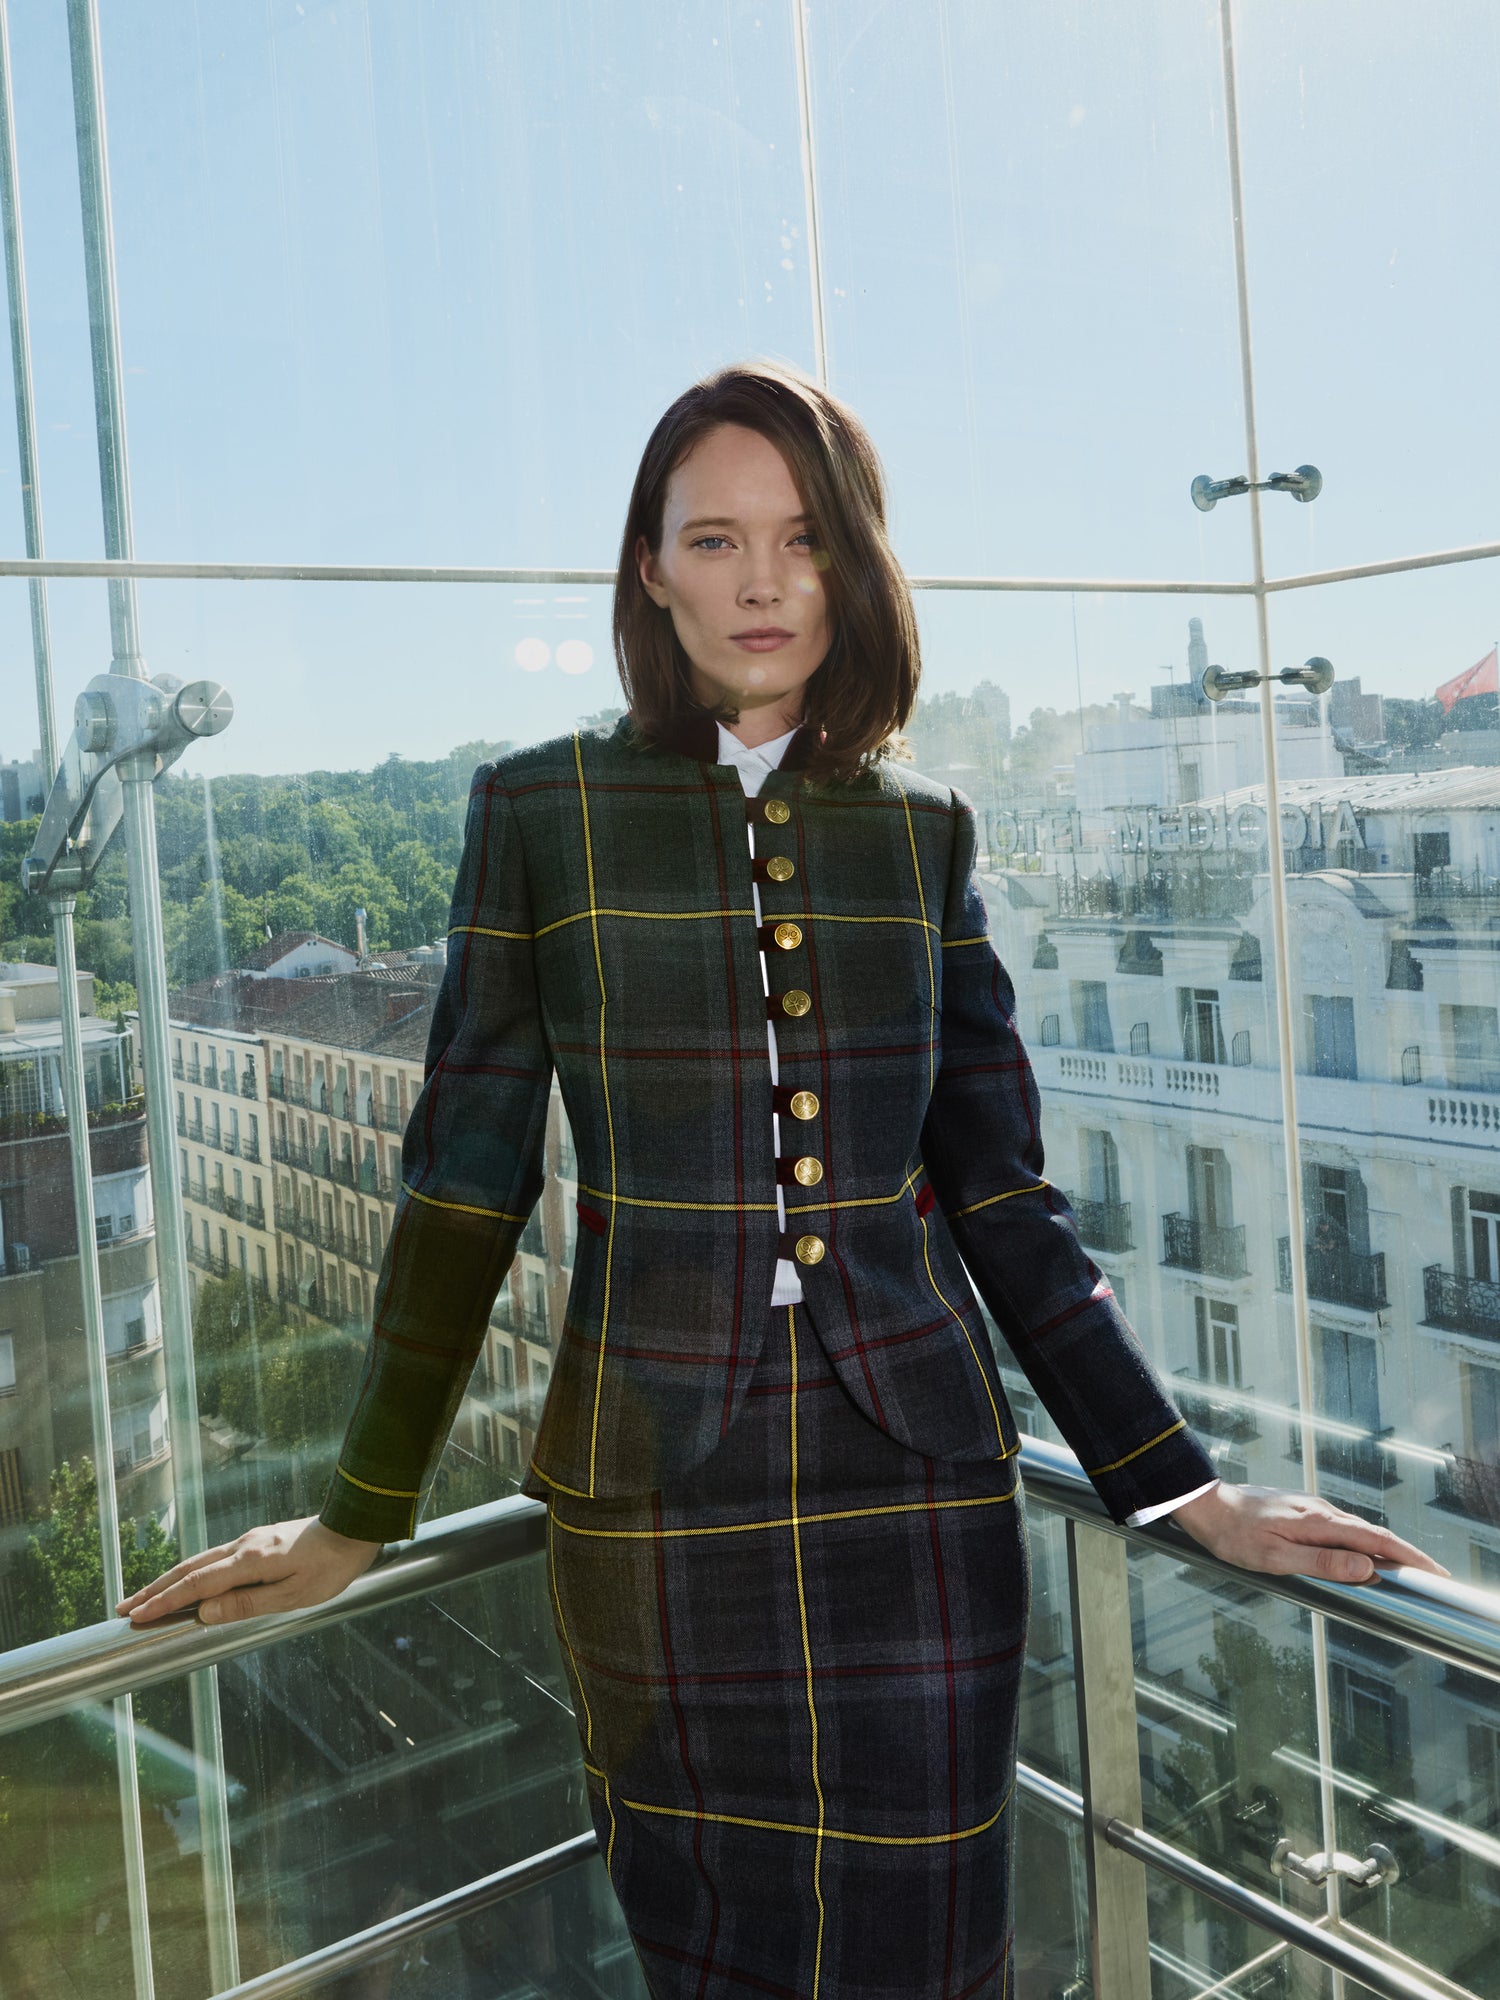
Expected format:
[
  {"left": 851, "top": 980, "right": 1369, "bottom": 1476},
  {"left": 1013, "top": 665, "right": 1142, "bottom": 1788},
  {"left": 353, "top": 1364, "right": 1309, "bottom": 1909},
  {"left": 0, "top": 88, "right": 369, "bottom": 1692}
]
[{"left": 10, "top": 1457, "right": 179, "bottom": 1646}]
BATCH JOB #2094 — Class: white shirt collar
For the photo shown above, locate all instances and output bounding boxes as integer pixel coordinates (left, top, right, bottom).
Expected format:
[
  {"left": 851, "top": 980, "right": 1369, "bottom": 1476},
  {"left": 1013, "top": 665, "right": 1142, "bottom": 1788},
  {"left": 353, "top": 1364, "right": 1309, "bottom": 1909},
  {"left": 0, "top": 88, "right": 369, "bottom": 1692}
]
[{"left": 716, "top": 721, "right": 801, "bottom": 782}]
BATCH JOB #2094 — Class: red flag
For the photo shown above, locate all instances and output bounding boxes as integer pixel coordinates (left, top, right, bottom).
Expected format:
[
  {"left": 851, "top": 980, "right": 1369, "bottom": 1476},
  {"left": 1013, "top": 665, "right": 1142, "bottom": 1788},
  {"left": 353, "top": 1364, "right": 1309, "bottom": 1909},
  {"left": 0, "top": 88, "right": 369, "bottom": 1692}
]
[{"left": 1436, "top": 646, "right": 1499, "bottom": 713}]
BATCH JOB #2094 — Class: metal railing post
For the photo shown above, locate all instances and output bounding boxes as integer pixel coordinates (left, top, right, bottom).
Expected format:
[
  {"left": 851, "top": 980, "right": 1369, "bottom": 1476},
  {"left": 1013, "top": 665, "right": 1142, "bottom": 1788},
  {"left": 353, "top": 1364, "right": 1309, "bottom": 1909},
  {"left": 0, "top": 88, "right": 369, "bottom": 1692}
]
[
  {"left": 63, "top": 2, "right": 239, "bottom": 1985},
  {"left": 1067, "top": 1517, "right": 1152, "bottom": 2000}
]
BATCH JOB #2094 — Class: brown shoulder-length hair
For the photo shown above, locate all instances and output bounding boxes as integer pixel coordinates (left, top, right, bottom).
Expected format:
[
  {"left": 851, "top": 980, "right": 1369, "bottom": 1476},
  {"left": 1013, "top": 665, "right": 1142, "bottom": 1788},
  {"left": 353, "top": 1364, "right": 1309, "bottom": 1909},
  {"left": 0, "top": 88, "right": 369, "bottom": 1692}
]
[{"left": 612, "top": 359, "right": 920, "bottom": 784}]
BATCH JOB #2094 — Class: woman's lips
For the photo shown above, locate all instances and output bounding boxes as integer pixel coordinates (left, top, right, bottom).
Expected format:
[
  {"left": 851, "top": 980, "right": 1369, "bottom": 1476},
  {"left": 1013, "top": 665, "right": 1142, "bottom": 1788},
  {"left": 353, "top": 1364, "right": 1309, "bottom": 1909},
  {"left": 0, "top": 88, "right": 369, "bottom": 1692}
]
[{"left": 732, "top": 632, "right": 794, "bottom": 652}]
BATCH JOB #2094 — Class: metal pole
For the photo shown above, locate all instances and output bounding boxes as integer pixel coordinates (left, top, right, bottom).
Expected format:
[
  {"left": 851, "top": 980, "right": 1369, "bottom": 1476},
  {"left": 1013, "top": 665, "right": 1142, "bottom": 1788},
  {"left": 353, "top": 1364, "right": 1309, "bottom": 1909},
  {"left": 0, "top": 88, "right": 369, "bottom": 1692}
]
[
  {"left": 789, "top": 0, "right": 828, "bottom": 387},
  {"left": 1067, "top": 1518, "right": 1153, "bottom": 1999},
  {"left": 49, "top": 899, "right": 156, "bottom": 2000},
  {"left": 64, "top": 2, "right": 240, "bottom": 1985},
  {"left": 0, "top": 6, "right": 156, "bottom": 1992},
  {"left": 1217, "top": 0, "right": 1346, "bottom": 1976}
]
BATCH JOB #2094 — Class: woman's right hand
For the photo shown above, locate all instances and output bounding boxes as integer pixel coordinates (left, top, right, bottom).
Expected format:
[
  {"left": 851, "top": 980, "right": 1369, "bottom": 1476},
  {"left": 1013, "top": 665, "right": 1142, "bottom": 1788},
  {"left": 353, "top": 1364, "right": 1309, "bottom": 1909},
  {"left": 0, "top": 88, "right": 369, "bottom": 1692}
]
[{"left": 115, "top": 1516, "right": 384, "bottom": 1628}]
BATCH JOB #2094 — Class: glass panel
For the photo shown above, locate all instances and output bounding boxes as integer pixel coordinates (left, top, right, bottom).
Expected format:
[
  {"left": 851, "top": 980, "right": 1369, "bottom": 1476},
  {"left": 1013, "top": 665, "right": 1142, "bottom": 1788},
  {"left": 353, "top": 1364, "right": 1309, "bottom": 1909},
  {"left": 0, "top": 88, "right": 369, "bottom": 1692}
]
[
  {"left": 0, "top": 1555, "right": 590, "bottom": 1991},
  {"left": 809, "top": 0, "right": 1249, "bottom": 581},
  {"left": 22, "top": 3, "right": 819, "bottom": 568},
  {"left": 1012, "top": 1790, "right": 1090, "bottom": 1996},
  {"left": 1236, "top": 1, "right": 1500, "bottom": 577},
  {"left": 947, "top": 591, "right": 1295, "bottom": 1503}
]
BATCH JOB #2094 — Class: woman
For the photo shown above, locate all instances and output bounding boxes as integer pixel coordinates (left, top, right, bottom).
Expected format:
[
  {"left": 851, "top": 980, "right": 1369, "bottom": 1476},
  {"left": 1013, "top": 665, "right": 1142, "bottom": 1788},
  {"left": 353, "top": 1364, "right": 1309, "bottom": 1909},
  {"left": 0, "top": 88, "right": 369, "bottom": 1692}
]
[{"left": 120, "top": 361, "right": 1446, "bottom": 1998}]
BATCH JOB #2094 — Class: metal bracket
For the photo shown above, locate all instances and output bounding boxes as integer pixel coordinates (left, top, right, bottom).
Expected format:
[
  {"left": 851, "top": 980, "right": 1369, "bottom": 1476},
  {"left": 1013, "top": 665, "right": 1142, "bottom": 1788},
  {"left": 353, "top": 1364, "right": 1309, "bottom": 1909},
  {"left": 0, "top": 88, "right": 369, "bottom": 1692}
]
[
  {"left": 21, "top": 672, "right": 233, "bottom": 897},
  {"left": 1191, "top": 465, "right": 1323, "bottom": 511},
  {"left": 1202, "top": 656, "right": 1335, "bottom": 702},
  {"left": 1270, "top": 1836, "right": 1400, "bottom": 1890}
]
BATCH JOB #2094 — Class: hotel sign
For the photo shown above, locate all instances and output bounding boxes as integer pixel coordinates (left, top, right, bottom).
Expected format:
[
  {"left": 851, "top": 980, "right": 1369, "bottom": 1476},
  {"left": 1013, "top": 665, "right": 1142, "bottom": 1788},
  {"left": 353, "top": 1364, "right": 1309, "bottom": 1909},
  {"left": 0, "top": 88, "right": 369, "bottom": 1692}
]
[{"left": 988, "top": 799, "right": 1365, "bottom": 856}]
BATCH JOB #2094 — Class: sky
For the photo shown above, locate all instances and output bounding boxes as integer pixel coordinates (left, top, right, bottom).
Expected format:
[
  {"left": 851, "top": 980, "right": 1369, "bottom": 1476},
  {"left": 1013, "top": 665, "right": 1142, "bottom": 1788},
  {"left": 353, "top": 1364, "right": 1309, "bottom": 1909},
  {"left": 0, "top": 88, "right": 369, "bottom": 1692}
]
[{"left": 0, "top": 0, "right": 1497, "bottom": 780}]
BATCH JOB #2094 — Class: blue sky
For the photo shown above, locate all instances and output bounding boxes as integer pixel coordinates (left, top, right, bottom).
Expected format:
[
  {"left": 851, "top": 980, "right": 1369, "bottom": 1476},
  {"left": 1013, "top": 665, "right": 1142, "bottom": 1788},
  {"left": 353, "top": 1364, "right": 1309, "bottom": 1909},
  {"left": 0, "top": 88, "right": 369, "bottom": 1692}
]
[{"left": 0, "top": 0, "right": 1496, "bottom": 778}]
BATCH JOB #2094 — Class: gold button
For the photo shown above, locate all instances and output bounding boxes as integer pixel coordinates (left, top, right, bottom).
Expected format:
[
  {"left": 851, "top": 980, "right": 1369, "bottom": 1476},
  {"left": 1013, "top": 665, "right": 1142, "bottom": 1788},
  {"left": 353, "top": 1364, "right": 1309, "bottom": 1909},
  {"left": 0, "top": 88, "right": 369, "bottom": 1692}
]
[
  {"left": 794, "top": 1234, "right": 825, "bottom": 1266},
  {"left": 793, "top": 1155, "right": 823, "bottom": 1186},
  {"left": 764, "top": 799, "right": 791, "bottom": 824},
  {"left": 789, "top": 1090, "right": 819, "bottom": 1120},
  {"left": 780, "top": 989, "right": 811, "bottom": 1018},
  {"left": 774, "top": 922, "right": 802, "bottom": 950},
  {"left": 766, "top": 855, "right": 795, "bottom": 882}
]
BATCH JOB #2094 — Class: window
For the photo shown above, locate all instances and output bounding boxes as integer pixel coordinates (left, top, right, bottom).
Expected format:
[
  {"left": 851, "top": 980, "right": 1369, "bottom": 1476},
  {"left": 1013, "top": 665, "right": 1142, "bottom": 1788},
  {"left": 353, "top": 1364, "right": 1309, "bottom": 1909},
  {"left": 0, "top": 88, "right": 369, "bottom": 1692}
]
[
  {"left": 1194, "top": 1297, "right": 1242, "bottom": 1387},
  {"left": 1330, "top": 1661, "right": 1407, "bottom": 1771},
  {"left": 0, "top": 1332, "right": 14, "bottom": 1395},
  {"left": 1071, "top": 980, "right": 1113, "bottom": 1052},
  {"left": 1230, "top": 1029, "right": 1251, "bottom": 1066},
  {"left": 1308, "top": 995, "right": 1358, "bottom": 1079},
  {"left": 1463, "top": 1362, "right": 1500, "bottom": 1462},
  {"left": 1187, "top": 1145, "right": 1233, "bottom": 1232},
  {"left": 1178, "top": 987, "right": 1225, "bottom": 1065},
  {"left": 1082, "top": 1129, "right": 1120, "bottom": 1206},
  {"left": 1469, "top": 1192, "right": 1500, "bottom": 1284},
  {"left": 1444, "top": 1005, "right": 1500, "bottom": 1093},
  {"left": 1317, "top": 1324, "right": 1381, "bottom": 1438},
  {"left": 1038, "top": 1013, "right": 1060, "bottom": 1046},
  {"left": 1129, "top": 1021, "right": 1151, "bottom": 1056}
]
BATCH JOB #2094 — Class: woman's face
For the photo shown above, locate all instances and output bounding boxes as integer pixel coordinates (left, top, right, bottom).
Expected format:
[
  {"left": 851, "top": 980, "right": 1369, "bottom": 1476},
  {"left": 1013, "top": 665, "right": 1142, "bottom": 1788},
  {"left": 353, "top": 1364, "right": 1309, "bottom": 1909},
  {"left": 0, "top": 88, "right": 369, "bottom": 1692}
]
[{"left": 636, "top": 421, "right": 833, "bottom": 730}]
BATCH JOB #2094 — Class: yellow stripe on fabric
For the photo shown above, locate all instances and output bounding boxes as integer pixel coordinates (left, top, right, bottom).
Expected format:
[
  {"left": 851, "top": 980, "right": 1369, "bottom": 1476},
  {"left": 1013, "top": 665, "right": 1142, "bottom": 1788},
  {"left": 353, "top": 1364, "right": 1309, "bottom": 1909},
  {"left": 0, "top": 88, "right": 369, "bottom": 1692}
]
[
  {"left": 547, "top": 1485, "right": 1018, "bottom": 1542},
  {"left": 788, "top": 1306, "right": 828, "bottom": 1995},
  {"left": 332, "top": 1464, "right": 419, "bottom": 1499},
  {"left": 940, "top": 934, "right": 991, "bottom": 950},
  {"left": 547, "top": 1508, "right": 619, "bottom": 1871},
  {"left": 948, "top": 1180, "right": 1050, "bottom": 1221},
  {"left": 1087, "top": 1419, "right": 1186, "bottom": 1477},
  {"left": 896, "top": 777, "right": 938, "bottom": 1094},
  {"left": 580, "top": 1760, "right": 1015, "bottom": 1848},
  {"left": 401, "top": 1181, "right": 529, "bottom": 1224},
  {"left": 916, "top": 1200, "right": 1012, "bottom": 1456},
  {"left": 454, "top": 907, "right": 935, "bottom": 942},
  {"left": 575, "top": 731, "right": 618, "bottom": 1498},
  {"left": 524, "top": 1458, "right": 596, "bottom": 1501},
  {"left": 576, "top": 1168, "right": 928, "bottom": 1208}
]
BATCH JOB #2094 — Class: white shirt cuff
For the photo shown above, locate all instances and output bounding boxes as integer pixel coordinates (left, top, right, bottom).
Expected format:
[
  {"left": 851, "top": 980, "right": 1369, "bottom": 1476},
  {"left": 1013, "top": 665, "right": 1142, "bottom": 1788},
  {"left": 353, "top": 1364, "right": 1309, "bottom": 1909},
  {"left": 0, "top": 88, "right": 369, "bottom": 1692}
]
[{"left": 1124, "top": 1477, "right": 1221, "bottom": 1528}]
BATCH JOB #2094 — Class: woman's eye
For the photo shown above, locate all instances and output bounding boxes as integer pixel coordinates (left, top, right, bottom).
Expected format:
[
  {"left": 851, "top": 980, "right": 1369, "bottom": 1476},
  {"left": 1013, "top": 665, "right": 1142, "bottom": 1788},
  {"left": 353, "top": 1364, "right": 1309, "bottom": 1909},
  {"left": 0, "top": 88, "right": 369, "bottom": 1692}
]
[{"left": 692, "top": 535, "right": 731, "bottom": 551}]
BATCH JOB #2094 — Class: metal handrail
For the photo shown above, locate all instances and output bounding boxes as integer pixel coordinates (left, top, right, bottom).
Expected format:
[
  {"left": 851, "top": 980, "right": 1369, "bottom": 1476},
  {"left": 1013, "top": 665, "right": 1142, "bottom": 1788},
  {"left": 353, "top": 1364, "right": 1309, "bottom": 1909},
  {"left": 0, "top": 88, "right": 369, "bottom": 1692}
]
[
  {"left": 3, "top": 1438, "right": 1496, "bottom": 1741},
  {"left": 205, "top": 1833, "right": 598, "bottom": 2000},
  {"left": 2, "top": 1442, "right": 1495, "bottom": 2000},
  {"left": 1018, "top": 1435, "right": 1500, "bottom": 1684},
  {"left": 1016, "top": 1765, "right": 1456, "bottom": 2000}
]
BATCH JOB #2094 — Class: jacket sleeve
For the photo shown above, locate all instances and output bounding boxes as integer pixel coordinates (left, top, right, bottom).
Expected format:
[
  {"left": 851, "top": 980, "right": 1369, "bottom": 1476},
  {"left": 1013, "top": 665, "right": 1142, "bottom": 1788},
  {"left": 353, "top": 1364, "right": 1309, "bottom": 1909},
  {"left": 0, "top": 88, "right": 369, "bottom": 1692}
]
[
  {"left": 919, "top": 788, "right": 1219, "bottom": 1524},
  {"left": 318, "top": 764, "right": 554, "bottom": 1542}
]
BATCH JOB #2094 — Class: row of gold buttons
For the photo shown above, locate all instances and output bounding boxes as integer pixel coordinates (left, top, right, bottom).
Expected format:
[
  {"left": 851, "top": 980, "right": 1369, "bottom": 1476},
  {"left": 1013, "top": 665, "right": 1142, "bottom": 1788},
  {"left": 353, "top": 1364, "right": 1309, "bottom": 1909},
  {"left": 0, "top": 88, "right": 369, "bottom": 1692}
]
[{"left": 763, "top": 804, "right": 824, "bottom": 1266}]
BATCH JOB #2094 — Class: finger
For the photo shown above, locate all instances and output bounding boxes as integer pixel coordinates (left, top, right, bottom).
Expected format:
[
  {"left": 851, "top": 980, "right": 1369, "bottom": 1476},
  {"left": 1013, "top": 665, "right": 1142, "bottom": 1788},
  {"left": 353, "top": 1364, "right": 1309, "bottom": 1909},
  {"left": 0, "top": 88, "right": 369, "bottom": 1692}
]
[
  {"left": 1262, "top": 1536, "right": 1378, "bottom": 1585},
  {"left": 116, "top": 1544, "right": 242, "bottom": 1613},
  {"left": 1275, "top": 1513, "right": 1451, "bottom": 1578},
  {"left": 198, "top": 1580, "right": 310, "bottom": 1626},
  {"left": 126, "top": 1550, "right": 274, "bottom": 1621}
]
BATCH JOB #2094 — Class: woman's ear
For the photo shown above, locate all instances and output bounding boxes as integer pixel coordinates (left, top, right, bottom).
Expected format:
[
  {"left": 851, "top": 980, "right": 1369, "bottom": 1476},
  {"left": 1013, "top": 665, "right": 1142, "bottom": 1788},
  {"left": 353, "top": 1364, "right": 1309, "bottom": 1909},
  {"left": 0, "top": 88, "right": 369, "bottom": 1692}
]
[{"left": 635, "top": 532, "right": 669, "bottom": 608}]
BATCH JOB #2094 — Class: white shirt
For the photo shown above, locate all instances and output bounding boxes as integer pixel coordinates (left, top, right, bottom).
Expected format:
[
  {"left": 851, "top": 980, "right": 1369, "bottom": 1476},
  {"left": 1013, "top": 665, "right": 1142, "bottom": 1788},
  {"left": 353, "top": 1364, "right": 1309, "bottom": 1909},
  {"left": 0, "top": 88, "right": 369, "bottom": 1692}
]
[{"left": 713, "top": 722, "right": 1219, "bottom": 1529}]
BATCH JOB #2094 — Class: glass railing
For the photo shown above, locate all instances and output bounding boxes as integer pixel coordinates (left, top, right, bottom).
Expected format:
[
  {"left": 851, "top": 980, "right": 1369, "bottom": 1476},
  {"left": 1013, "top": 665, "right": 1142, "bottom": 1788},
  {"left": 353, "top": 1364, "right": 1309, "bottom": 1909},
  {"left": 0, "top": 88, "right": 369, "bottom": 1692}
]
[{"left": 3, "top": 1441, "right": 1496, "bottom": 1999}]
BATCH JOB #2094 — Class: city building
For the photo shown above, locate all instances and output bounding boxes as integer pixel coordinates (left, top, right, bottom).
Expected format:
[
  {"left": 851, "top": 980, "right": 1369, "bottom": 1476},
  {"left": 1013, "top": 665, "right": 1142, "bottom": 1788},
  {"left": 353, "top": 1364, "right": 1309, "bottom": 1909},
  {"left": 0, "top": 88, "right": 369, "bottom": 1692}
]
[
  {"left": 168, "top": 939, "right": 579, "bottom": 1493},
  {"left": 0, "top": 964, "right": 164, "bottom": 1643}
]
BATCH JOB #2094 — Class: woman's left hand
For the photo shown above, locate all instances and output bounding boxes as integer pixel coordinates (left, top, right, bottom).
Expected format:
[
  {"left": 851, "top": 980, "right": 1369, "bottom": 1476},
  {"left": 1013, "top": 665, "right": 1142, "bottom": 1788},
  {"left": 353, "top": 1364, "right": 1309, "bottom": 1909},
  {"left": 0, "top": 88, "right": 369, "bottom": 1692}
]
[{"left": 1170, "top": 1482, "right": 1450, "bottom": 1583}]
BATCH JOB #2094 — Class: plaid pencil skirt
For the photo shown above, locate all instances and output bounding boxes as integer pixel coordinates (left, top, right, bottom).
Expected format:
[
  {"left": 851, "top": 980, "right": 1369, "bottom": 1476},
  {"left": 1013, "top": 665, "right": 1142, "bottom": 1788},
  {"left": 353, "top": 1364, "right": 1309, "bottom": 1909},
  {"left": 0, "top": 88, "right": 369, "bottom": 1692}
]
[{"left": 537, "top": 1301, "right": 1031, "bottom": 2000}]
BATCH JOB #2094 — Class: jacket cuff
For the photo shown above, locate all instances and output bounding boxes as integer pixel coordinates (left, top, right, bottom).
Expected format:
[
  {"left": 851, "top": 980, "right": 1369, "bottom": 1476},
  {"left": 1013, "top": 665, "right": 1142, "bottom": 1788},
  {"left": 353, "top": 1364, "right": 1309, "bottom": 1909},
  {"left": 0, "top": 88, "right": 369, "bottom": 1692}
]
[
  {"left": 1086, "top": 1420, "right": 1220, "bottom": 1527},
  {"left": 318, "top": 1464, "right": 418, "bottom": 1545}
]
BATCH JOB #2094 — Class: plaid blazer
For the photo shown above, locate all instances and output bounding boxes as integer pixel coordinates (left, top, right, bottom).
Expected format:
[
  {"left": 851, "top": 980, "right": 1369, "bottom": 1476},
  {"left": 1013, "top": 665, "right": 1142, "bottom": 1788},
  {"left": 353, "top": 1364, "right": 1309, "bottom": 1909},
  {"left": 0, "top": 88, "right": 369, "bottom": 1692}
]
[{"left": 318, "top": 714, "right": 1216, "bottom": 1542}]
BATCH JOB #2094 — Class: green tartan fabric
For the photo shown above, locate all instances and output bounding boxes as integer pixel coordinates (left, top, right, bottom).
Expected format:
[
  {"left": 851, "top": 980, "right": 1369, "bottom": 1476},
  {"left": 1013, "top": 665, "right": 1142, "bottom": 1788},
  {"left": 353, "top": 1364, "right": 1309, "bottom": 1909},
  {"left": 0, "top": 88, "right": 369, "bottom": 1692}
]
[
  {"left": 545, "top": 1300, "right": 1030, "bottom": 2000},
  {"left": 318, "top": 714, "right": 1216, "bottom": 1542}
]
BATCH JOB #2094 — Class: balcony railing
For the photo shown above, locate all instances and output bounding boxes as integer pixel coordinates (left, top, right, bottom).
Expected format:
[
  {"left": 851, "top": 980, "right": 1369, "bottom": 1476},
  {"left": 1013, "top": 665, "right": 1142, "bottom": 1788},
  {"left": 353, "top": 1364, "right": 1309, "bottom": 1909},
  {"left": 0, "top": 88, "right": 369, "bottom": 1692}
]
[
  {"left": 1288, "top": 1422, "right": 1402, "bottom": 1492},
  {"left": 1171, "top": 1367, "right": 1260, "bottom": 1443},
  {"left": 5, "top": 1437, "right": 1497, "bottom": 2000},
  {"left": 1431, "top": 1451, "right": 1500, "bottom": 1528},
  {"left": 1276, "top": 1236, "right": 1390, "bottom": 1311},
  {"left": 1061, "top": 1192, "right": 1133, "bottom": 1254},
  {"left": 1161, "top": 1211, "right": 1248, "bottom": 1279},
  {"left": 1423, "top": 1263, "right": 1500, "bottom": 1341}
]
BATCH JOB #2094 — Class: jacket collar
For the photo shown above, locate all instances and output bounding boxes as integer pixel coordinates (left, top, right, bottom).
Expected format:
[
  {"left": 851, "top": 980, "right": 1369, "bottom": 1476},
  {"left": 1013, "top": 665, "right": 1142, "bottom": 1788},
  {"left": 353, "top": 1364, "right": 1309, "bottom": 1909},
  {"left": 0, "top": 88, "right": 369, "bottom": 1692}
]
[{"left": 621, "top": 708, "right": 823, "bottom": 772}]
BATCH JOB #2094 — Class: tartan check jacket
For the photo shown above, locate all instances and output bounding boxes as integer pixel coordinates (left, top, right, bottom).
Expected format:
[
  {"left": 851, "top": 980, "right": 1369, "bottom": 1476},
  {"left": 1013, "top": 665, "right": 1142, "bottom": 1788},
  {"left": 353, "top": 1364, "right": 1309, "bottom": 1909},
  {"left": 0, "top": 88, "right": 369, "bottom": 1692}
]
[{"left": 318, "top": 713, "right": 1217, "bottom": 1543}]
